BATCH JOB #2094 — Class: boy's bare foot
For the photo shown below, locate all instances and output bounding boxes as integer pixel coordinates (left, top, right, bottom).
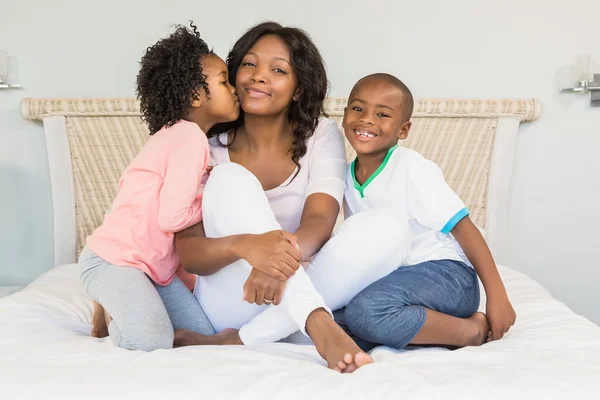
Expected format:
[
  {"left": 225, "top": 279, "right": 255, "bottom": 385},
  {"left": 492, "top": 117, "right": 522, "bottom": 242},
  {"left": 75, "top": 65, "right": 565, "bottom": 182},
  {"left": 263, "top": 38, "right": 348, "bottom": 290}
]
[
  {"left": 91, "top": 301, "right": 109, "bottom": 338},
  {"left": 173, "top": 328, "right": 241, "bottom": 347},
  {"left": 465, "top": 312, "right": 489, "bottom": 346},
  {"left": 306, "top": 309, "right": 373, "bottom": 373}
]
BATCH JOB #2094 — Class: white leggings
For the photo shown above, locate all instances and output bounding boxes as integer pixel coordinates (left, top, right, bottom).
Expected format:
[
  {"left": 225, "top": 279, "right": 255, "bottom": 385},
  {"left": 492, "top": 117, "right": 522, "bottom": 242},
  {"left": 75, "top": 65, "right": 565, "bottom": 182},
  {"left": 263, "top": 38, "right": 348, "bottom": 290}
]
[{"left": 194, "top": 163, "right": 412, "bottom": 344}]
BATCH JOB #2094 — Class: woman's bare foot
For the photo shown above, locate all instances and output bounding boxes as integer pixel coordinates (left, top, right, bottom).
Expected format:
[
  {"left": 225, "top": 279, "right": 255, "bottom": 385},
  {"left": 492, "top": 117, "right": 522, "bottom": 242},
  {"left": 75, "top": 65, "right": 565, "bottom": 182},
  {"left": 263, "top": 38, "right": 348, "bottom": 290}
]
[
  {"left": 465, "top": 312, "right": 489, "bottom": 346},
  {"left": 91, "top": 301, "right": 109, "bottom": 338},
  {"left": 306, "top": 309, "right": 373, "bottom": 373},
  {"left": 174, "top": 328, "right": 241, "bottom": 347}
]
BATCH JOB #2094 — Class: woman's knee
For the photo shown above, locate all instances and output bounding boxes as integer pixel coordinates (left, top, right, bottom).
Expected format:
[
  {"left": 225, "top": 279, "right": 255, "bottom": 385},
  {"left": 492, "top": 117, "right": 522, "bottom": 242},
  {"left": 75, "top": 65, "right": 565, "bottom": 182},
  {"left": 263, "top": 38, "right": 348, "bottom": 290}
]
[
  {"left": 203, "top": 163, "right": 279, "bottom": 236},
  {"left": 203, "top": 163, "right": 265, "bottom": 212},
  {"left": 336, "top": 208, "right": 412, "bottom": 268},
  {"left": 341, "top": 209, "right": 411, "bottom": 248},
  {"left": 205, "top": 164, "right": 261, "bottom": 196}
]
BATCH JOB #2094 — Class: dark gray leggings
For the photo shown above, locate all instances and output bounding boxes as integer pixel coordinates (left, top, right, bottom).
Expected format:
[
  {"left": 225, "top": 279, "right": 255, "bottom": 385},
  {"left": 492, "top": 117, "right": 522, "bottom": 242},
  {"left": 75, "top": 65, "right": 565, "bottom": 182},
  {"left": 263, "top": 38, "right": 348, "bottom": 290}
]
[{"left": 79, "top": 247, "right": 214, "bottom": 351}]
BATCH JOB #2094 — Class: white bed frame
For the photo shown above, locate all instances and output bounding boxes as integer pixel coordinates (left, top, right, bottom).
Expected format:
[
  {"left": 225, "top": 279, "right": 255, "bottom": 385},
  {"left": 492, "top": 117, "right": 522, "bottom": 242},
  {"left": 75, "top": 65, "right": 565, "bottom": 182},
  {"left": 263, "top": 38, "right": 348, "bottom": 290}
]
[{"left": 43, "top": 116, "right": 79, "bottom": 268}]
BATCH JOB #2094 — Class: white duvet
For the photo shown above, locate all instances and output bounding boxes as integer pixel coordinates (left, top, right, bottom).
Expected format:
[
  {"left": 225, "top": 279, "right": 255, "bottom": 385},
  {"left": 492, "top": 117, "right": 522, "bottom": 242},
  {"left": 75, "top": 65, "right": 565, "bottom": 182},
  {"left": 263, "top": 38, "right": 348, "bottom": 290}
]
[{"left": 1, "top": 263, "right": 599, "bottom": 400}]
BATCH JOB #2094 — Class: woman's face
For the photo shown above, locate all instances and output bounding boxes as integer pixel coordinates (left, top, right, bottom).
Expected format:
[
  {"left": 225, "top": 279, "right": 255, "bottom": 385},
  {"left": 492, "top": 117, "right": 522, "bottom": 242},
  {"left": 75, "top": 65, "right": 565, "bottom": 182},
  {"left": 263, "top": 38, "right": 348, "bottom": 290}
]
[{"left": 236, "top": 35, "right": 299, "bottom": 117}]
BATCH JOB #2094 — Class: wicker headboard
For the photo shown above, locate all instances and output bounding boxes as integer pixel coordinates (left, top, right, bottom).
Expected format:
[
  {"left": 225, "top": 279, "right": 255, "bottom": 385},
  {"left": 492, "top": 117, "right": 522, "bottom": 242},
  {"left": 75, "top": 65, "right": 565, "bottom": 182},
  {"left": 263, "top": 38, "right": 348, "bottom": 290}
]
[{"left": 21, "top": 97, "right": 541, "bottom": 266}]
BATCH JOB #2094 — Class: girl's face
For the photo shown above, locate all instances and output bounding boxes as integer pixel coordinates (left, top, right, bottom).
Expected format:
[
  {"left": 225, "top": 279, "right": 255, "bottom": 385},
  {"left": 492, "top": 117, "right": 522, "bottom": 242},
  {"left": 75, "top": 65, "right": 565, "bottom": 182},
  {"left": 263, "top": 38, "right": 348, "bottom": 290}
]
[
  {"left": 198, "top": 54, "right": 240, "bottom": 124},
  {"left": 235, "top": 35, "right": 299, "bottom": 117}
]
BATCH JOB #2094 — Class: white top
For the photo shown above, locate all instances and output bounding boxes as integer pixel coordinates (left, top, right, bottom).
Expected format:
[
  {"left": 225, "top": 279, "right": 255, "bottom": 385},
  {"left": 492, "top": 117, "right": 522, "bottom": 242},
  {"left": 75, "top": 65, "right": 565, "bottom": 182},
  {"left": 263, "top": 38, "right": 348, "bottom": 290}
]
[
  {"left": 344, "top": 145, "right": 471, "bottom": 267},
  {"left": 209, "top": 117, "right": 347, "bottom": 232}
]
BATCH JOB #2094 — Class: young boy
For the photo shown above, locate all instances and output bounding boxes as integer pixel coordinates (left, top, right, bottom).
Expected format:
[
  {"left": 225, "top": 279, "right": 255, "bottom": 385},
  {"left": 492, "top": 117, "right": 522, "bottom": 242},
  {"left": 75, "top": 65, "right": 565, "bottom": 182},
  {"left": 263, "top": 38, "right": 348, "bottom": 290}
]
[{"left": 340, "top": 73, "right": 516, "bottom": 349}]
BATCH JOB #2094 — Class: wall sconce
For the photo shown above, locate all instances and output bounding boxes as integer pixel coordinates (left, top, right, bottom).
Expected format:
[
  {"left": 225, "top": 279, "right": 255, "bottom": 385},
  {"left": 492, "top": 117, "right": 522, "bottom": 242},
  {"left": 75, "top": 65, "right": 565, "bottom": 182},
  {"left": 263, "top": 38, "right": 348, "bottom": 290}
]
[
  {"left": 0, "top": 51, "right": 21, "bottom": 90},
  {"left": 560, "top": 54, "right": 600, "bottom": 107}
]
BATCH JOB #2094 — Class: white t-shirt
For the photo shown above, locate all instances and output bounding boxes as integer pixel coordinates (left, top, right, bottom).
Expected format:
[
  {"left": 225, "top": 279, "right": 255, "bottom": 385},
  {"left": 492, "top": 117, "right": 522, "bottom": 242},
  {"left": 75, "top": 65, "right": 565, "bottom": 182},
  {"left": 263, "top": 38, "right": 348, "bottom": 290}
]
[
  {"left": 209, "top": 117, "right": 347, "bottom": 232},
  {"left": 344, "top": 145, "right": 471, "bottom": 267}
]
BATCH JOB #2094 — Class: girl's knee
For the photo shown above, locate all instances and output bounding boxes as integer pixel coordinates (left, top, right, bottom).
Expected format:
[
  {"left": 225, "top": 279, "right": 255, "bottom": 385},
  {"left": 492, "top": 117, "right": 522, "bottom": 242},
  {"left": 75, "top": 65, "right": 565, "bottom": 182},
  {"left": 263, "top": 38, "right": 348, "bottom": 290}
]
[
  {"left": 112, "top": 324, "right": 174, "bottom": 352},
  {"left": 78, "top": 248, "right": 107, "bottom": 299}
]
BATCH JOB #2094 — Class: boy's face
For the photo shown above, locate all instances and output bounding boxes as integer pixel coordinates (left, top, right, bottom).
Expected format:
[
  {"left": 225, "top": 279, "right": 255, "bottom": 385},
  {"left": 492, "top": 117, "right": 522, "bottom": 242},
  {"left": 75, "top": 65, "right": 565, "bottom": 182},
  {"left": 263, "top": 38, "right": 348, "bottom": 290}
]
[{"left": 342, "top": 79, "right": 411, "bottom": 158}]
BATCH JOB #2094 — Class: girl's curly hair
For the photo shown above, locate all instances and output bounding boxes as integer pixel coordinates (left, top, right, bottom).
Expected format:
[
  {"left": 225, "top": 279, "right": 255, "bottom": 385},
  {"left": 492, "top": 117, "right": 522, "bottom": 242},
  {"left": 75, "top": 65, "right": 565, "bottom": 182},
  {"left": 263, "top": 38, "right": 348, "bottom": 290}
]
[
  {"left": 136, "top": 22, "right": 212, "bottom": 135},
  {"left": 210, "top": 22, "right": 329, "bottom": 172}
]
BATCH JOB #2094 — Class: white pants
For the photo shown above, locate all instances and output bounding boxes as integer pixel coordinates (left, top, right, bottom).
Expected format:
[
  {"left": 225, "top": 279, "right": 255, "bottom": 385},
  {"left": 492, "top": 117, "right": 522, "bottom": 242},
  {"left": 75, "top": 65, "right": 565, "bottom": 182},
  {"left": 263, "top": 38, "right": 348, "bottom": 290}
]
[{"left": 194, "top": 163, "right": 412, "bottom": 344}]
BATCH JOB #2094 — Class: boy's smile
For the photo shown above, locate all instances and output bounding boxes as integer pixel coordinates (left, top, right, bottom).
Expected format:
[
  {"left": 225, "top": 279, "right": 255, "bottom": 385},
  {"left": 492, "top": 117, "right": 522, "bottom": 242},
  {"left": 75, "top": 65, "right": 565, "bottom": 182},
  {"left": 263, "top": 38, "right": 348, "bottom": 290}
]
[{"left": 354, "top": 127, "right": 378, "bottom": 140}]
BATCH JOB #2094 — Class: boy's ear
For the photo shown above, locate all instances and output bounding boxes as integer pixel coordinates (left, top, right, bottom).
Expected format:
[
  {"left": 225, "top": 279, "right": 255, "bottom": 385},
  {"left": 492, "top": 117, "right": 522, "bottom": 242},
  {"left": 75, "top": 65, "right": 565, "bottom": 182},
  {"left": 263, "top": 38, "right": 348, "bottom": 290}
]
[
  {"left": 397, "top": 120, "right": 412, "bottom": 140},
  {"left": 342, "top": 107, "right": 347, "bottom": 128}
]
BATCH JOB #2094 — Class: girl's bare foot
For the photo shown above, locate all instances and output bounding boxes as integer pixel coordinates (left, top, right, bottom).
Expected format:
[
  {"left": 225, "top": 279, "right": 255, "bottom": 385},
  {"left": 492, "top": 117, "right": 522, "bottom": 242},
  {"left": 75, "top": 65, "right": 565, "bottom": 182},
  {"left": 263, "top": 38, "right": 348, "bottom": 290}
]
[
  {"left": 306, "top": 309, "right": 373, "bottom": 373},
  {"left": 91, "top": 301, "right": 109, "bottom": 338},
  {"left": 174, "top": 328, "right": 240, "bottom": 347},
  {"left": 465, "top": 312, "right": 489, "bottom": 346}
]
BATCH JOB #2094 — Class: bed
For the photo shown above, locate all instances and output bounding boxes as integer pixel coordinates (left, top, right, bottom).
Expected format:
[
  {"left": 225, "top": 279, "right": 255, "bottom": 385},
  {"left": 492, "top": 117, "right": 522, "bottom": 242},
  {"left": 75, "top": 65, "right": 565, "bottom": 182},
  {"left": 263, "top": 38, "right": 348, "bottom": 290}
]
[{"left": 1, "top": 97, "right": 599, "bottom": 399}]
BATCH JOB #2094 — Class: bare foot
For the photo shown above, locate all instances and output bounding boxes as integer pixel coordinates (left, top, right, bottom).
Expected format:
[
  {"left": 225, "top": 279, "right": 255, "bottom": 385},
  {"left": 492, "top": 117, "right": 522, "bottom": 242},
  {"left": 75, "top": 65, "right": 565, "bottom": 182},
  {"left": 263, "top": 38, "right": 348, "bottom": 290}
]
[
  {"left": 174, "top": 328, "right": 240, "bottom": 347},
  {"left": 91, "top": 301, "right": 109, "bottom": 338},
  {"left": 464, "top": 312, "right": 489, "bottom": 346},
  {"left": 306, "top": 309, "right": 373, "bottom": 373}
]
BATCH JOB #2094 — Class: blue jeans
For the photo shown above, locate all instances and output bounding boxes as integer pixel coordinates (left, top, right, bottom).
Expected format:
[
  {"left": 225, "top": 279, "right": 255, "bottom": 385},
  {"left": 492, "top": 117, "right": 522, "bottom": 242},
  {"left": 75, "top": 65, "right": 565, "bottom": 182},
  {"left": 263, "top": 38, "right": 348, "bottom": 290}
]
[{"left": 334, "top": 259, "right": 480, "bottom": 352}]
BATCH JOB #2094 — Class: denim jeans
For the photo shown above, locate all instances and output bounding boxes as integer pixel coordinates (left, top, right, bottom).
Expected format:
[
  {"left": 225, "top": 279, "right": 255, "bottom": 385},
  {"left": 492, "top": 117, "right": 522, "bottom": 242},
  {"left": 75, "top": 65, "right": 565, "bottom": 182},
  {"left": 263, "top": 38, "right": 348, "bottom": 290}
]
[{"left": 335, "top": 259, "right": 480, "bottom": 352}]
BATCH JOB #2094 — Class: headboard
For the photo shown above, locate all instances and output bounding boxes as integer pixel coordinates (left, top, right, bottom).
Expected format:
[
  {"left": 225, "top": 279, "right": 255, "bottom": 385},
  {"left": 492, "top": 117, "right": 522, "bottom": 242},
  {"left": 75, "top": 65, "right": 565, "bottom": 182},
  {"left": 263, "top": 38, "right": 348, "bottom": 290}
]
[{"left": 21, "top": 97, "right": 541, "bottom": 267}]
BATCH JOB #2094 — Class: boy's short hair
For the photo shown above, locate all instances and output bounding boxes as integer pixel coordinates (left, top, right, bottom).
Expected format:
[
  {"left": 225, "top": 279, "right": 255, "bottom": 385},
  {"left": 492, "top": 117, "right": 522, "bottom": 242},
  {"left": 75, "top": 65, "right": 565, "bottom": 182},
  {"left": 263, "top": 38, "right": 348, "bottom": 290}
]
[{"left": 351, "top": 73, "right": 414, "bottom": 122}]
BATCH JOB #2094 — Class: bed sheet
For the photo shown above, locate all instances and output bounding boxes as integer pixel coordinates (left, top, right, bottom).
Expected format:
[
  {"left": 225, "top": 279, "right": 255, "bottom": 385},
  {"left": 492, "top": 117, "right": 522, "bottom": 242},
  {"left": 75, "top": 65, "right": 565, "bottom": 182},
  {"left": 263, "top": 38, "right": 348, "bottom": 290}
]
[{"left": 1, "top": 263, "right": 599, "bottom": 400}]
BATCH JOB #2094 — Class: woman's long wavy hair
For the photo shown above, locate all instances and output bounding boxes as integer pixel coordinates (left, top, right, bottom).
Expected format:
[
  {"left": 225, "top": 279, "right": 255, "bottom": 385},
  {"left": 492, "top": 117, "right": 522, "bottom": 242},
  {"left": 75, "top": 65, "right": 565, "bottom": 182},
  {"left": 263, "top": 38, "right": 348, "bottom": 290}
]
[{"left": 210, "top": 22, "right": 329, "bottom": 173}]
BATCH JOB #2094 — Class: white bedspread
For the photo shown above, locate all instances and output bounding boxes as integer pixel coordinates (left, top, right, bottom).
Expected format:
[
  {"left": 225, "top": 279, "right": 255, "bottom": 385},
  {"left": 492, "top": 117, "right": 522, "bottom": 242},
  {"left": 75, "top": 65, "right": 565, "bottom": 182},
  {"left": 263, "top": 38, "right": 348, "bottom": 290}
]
[{"left": 1, "top": 263, "right": 599, "bottom": 400}]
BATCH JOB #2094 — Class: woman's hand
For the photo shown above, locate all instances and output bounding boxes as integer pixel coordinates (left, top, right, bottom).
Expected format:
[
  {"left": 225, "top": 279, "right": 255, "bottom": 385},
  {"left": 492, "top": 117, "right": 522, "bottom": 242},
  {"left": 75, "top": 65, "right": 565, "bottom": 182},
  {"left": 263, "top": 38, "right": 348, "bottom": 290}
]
[
  {"left": 239, "top": 230, "right": 302, "bottom": 281},
  {"left": 243, "top": 268, "right": 286, "bottom": 305}
]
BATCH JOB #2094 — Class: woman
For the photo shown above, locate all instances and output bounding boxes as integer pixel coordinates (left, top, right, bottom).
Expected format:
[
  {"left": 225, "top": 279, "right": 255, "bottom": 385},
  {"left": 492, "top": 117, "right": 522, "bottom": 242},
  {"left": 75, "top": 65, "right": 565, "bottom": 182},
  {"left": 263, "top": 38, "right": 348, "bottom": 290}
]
[{"left": 172, "top": 22, "right": 413, "bottom": 373}]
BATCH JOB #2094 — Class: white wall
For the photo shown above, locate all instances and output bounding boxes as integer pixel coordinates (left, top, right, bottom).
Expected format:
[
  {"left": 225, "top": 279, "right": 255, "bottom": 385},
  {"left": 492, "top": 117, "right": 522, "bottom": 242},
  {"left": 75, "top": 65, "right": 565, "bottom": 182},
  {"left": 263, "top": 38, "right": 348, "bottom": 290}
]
[{"left": 1, "top": 0, "right": 599, "bottom": 323}]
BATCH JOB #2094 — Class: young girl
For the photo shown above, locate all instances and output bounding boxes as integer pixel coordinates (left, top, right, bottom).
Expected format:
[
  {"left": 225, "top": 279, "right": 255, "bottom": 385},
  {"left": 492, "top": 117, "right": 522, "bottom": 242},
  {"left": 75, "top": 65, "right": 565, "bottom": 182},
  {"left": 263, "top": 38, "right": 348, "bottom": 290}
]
[{"left": 78, "top": 23, "right": 239, "bottom": 351}]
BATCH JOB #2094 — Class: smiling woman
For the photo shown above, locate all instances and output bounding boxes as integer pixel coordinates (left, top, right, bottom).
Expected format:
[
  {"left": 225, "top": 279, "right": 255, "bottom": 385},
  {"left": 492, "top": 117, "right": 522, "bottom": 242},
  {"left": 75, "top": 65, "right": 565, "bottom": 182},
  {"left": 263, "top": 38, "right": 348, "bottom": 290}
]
[{"left": 171, "top": 22, "right": 402, "bottom": 372}]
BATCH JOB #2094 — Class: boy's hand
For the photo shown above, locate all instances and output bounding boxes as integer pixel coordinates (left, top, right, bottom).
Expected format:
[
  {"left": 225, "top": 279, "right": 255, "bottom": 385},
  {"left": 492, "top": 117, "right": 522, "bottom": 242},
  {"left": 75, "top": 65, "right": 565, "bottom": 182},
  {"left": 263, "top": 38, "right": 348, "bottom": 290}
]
[
  {"left": 243, "top": 268, "right": 285, "bottom": 306},
  {"left": 486, "top": 294, "right": 516, "bottom": 341}
]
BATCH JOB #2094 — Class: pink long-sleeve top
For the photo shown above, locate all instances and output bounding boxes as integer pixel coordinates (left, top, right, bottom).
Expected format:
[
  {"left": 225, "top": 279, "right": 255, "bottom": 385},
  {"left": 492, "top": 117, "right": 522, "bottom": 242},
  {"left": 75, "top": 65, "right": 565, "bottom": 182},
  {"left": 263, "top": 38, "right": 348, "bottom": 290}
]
[{"left": 86, "top": 120, "right": 209, "bottom": 285}]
